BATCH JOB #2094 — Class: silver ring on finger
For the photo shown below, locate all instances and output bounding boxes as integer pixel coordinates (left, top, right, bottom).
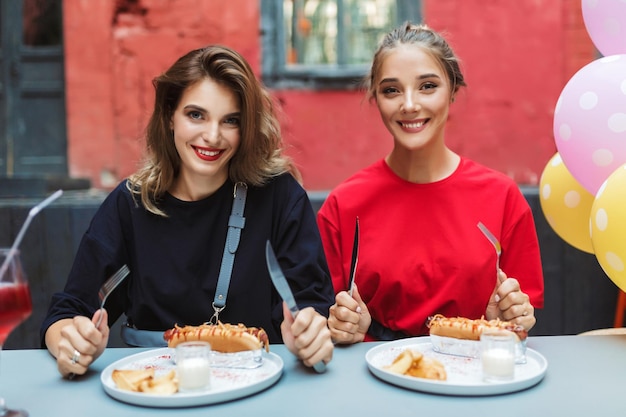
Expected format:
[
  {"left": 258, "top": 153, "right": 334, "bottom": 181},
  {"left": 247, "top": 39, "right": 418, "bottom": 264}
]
[{"left": 70, "top": 349, "right": 81, "bottom": 365}]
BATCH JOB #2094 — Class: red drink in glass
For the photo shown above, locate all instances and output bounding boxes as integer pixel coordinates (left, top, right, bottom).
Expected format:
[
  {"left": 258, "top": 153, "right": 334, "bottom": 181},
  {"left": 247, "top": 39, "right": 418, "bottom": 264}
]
[
  {"left": 0, "top": 189, "right": 62, "bottom": 417},
  {"left": 0, "top": 283, "right": 32, "bottom": 345}
]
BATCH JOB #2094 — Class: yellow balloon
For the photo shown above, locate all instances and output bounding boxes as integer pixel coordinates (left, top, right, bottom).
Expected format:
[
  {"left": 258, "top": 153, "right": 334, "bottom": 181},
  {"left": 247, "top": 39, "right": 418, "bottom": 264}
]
[
  {"left": 590, "top": 164, "right": 626, "bottom": 292},
  {"left": 539, "top": 153, "right": 595, "bottom": 254}
]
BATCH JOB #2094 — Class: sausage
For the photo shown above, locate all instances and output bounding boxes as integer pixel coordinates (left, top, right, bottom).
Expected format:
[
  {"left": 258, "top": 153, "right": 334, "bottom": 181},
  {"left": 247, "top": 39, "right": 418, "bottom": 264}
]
[
  {"left": 163, "top": 322, "right": 270, "bottom": 352},
  {"left": 427, "top": 314, "right": 528, "bottom": 342}
]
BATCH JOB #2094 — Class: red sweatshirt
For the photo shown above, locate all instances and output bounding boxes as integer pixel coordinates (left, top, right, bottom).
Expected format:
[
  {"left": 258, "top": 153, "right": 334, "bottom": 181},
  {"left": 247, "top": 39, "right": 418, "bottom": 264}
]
[{"left": 318, "top": 158, "right": 544, "bottom": 337}]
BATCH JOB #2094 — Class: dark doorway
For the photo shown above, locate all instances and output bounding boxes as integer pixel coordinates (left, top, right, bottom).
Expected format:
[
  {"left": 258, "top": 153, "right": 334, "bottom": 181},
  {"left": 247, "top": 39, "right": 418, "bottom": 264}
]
[{"left": 0, "top": 1, "right": 85, "bottom": 196}]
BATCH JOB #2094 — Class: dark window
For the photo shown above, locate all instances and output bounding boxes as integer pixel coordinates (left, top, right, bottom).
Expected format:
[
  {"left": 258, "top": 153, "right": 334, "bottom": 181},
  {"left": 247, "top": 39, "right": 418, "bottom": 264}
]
[
  {"left": 261, "top": 0, "right": 422, "bottom": 90},
  {"left": 23, "top": 0, "right": 63, "bottom": 46}
]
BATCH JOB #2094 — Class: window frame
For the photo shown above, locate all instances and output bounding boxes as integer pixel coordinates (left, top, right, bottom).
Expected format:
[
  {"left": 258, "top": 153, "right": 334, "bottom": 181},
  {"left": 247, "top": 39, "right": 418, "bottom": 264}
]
[{"left": 260, "top": 0, "right": 422, "bottom": 90}]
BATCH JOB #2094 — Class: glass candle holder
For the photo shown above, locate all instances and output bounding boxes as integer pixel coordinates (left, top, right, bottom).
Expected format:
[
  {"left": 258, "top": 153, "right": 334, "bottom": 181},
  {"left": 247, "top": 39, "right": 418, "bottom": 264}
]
[
  {"left": 480, "top": 330, "right": 516, "bottom": 382},
  {"left": 175, "top": 341, "right": 212, "bottom": 391}
]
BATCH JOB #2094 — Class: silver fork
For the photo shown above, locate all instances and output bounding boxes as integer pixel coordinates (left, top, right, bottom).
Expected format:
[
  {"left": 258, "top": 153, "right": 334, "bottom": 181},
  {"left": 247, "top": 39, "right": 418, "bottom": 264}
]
[
  {"left": 477, "top": 222, "right": 503, "bottom": 283},
  {"left": 94, "top": 264, "right": 130, "bottom": 327}
]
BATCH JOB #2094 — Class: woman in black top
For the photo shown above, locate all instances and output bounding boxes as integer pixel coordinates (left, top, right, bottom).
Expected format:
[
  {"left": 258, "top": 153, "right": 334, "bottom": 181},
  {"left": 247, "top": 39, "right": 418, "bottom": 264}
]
[{"left": 42, "top": 45, "right": 334, "bottom": 378}]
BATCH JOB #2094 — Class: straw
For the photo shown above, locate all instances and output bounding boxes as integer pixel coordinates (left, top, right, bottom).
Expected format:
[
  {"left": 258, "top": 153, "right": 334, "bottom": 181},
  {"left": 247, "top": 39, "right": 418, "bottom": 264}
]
[{"left": 0, "top": 189, "right": 63, "bottom": 279}]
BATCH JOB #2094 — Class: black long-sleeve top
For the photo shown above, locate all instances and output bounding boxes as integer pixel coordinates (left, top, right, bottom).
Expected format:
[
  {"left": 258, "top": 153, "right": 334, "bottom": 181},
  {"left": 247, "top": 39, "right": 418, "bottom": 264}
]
[{"left": 40, "top": 174, "right": 334, "bottom": 344}]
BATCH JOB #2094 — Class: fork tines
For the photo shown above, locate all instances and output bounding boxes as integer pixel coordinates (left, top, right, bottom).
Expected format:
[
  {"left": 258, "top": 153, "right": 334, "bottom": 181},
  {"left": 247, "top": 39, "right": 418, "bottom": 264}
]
[
  {"left": 103, "top": 264, "right": 130, "bottom": 293},
  {"left": 95, "top": 264, "right": 130, "bottom": 328}
]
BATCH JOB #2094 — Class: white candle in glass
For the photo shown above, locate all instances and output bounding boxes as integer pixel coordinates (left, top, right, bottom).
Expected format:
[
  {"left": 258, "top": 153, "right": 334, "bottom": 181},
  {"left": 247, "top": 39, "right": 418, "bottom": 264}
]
[
  {"left": 177, "top": 357, "right": 211, "bottom": 390},
  {"left": 480, "top": 331, "right": 516, "bottom": 382},
  {"left": 481, "top": 348, "right": 515, "bottom": 377},
  {"left": 176, "top": 341, "right": 211, "bottom": 390}
]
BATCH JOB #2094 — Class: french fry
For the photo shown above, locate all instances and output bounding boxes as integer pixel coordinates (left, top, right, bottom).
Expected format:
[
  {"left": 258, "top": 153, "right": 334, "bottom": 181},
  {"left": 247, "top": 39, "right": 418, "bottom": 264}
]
[
  {"left": 406, "top": 356, "right": 447, "bottom": 380},
  {"left": 385, "top": 349, "right": 447, "bottom": 381},
  {"left": 112, "top": 368, "right": 178, "bottom": 395},
  {"left": 139, "top": 370, "right": 178, "bottom": 395},
  {"left": 384, "top": 349, "right": 422, "bottom": 374},
  {"left": 111, "top": 369, "right": 155, "bottom": 392}
]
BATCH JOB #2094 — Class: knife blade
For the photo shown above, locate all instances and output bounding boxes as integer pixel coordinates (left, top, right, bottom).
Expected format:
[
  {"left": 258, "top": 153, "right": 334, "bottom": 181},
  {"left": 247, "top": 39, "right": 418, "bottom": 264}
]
[
  {"left": 348, "top": 217, "right": 359, "bottom": 297},
  {"left": 265, "top": 240, "right": 326, "bottom": 373}
]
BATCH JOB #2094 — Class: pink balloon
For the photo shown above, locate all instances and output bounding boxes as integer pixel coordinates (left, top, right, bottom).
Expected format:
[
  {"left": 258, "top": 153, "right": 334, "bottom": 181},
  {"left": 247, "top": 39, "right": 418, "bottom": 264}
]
[
  {"left": 582, "top": 0, "right": 626, "bottom": 56},
  {"left": 553, "top": 54, "right": 626, "bottom": 196}
]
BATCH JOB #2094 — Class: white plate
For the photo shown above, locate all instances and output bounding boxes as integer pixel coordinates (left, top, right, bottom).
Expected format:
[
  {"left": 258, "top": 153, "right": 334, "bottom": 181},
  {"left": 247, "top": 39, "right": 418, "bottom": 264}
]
[
  {"left": 366, "top": 337, "right": 547, "bottom": 396},
  {"left": 101, "top": 348, "right": 283, "bottom": 407}
]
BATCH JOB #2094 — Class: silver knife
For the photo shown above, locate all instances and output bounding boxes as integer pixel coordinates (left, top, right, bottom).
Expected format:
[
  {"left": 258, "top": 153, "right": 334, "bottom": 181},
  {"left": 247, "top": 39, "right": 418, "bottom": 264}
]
[
  {"left": 265, "top": 240, "right": 327, "bottom": 373},
  {"left": 348, "top": 216, "right": 359, "bottom": 297}
]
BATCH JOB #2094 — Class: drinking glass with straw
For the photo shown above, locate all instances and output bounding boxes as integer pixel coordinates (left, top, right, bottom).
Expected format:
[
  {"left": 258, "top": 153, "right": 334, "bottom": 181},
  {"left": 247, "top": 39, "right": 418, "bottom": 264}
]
[
  {"left": 0, "top": 189, "right": 62, "bottom": 417},
  {"left": 0, "top": 189, "right": 63, "bottom": 278}
]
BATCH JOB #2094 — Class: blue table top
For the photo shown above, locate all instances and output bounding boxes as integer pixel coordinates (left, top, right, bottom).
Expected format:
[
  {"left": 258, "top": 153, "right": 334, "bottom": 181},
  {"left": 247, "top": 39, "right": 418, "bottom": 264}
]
[{"left": 2, "top": 335, "right": 626, "bottom": 417}]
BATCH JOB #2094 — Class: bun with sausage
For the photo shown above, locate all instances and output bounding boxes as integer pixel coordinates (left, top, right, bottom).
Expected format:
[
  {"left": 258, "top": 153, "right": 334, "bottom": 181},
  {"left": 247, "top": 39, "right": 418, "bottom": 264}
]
[
  {"left": 427, "top": 314, "right": 528, "bottom": 342},
  {"left": 163, "top": 322, "right": 270, "bottom": 352}
]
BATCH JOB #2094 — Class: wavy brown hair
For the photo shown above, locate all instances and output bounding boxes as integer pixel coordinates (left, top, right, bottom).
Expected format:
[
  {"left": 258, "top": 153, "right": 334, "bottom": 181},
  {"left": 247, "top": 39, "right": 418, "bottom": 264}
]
[{"left": 128, "top": 45, "right": 294, "bottom": 216}]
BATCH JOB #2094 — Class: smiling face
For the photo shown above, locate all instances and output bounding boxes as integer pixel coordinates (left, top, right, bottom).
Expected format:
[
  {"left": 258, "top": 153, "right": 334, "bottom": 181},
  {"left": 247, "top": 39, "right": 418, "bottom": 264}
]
[
  {"left": 170, "top": 77, "right": 241, "bottom": 198},
  {"left": 374, "top": 44, "right": 453, "bottom": 152}
]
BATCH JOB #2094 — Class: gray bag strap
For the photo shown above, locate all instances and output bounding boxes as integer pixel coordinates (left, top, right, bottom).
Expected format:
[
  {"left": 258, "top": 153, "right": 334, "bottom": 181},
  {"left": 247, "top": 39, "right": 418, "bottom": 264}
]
[
  {"left": 120, "top": 182, "right": 247, "bottom": 347},
  {"left": 121, "top": 324, "right": 168, "bottom": 347},
  {"left": 210, "top": 181, "right": 247, "bottom": 323}
]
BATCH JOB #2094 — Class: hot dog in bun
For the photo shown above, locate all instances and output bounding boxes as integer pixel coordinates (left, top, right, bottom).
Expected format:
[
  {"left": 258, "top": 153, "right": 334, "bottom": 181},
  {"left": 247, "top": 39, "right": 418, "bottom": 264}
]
[
  {"left": 427, "top": 314, "right": 528, "bottom": 342},
  {"left": 163, "top": 322, "right": 270, "bottom": 352}
]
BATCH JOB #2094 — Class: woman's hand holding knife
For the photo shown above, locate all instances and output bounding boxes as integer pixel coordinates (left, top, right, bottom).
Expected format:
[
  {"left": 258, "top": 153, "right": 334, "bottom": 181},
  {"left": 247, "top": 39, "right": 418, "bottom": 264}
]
[{"left": 329, "top": 217, "right": 371, "bottom": 344}]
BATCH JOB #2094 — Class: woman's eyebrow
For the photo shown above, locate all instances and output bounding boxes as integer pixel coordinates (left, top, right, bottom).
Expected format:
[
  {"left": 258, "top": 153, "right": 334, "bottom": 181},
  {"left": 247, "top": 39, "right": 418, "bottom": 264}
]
[
  {"left": 183, "top": 104, "right": 206, "bottom": 112},
  {"left": 379, "top": 77, "right": 399, "bottom": 85},
  {"left": 379, "top": 73, "right": 441, "bottom": 85},
  {"left": 417, "top": 73, "right": 441, "bottom": 80}
]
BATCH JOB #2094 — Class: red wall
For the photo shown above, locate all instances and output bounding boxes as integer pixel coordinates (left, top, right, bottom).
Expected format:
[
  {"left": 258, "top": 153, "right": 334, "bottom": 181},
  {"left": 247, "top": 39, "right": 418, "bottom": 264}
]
[{"left": 63, "top": 0, "right": 595, "bottom": 191}]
